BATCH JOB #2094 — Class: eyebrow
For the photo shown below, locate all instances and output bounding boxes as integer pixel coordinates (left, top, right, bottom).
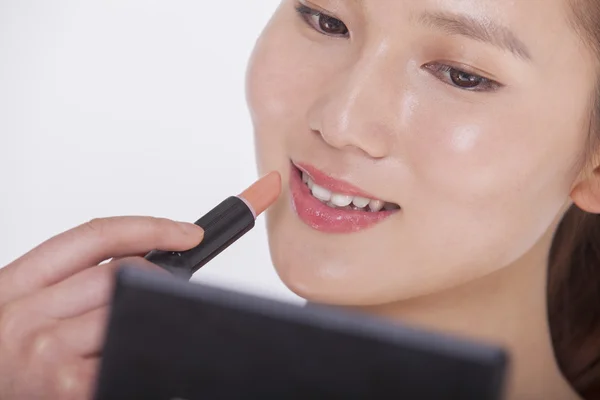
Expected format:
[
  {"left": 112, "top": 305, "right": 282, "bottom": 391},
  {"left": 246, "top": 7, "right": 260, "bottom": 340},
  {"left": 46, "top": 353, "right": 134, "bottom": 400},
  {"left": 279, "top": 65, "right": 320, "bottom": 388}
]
[{"left": 417, "top": 11, "right": 532, "bottom": 61}]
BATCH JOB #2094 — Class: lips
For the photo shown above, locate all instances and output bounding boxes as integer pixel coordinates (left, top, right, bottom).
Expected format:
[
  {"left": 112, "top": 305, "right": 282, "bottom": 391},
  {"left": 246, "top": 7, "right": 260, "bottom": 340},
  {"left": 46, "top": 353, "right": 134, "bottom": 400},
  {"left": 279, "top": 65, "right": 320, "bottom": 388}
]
[{"left": 289, "top": 162, "right": 400, "bottom": 233}]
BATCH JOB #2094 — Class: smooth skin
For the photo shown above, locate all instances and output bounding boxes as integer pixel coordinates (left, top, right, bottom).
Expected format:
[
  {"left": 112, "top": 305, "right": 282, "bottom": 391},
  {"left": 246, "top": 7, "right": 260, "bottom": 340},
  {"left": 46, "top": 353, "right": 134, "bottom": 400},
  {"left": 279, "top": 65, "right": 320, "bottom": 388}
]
[
  {"left": 246, "top": 0, "right": 599, "bottom": 398},
  {"left": 0, "top": 217, "right": 203, "bottom": 399}
]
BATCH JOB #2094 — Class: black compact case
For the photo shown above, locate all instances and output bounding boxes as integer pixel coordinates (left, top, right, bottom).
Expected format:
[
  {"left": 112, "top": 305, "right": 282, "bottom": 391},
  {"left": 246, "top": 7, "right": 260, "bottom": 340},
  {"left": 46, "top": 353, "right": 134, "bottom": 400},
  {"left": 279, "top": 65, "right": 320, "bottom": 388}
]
[{"left": 94, "top": 266, "right": 509, "bottom": 400}]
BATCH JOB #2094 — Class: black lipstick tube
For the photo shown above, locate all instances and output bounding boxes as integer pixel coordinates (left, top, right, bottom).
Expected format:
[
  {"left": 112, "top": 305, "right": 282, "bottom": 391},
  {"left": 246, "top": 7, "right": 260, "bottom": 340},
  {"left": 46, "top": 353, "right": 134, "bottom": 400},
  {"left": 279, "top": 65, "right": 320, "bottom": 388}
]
[{"left": 144, "top": 196, "right": 256, "bottom": 280}]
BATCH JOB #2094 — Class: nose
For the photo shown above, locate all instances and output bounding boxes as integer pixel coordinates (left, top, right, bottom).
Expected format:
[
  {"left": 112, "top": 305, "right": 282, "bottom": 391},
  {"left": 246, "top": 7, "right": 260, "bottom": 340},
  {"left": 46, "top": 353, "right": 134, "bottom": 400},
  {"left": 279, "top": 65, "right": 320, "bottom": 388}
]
[{"left": 307, "top": 44, "right": 404, "bottom": 159}]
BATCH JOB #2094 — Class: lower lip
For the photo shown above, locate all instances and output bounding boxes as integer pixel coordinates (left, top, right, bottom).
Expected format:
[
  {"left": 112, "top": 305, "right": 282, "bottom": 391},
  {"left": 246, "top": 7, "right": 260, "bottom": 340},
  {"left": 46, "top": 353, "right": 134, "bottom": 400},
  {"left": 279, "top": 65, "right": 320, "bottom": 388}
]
[{"left": 289, "top": 166, "right": 398, "bottom": 234}]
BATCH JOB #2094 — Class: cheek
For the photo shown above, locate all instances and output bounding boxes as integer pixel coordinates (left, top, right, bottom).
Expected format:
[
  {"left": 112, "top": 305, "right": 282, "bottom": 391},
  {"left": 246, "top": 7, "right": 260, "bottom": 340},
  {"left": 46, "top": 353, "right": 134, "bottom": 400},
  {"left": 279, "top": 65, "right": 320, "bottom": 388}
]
[
  {"left": 402, "top": 97, "right": 580, "bottom": 266},
  {"left": 246, "top": 20, "right": 310, "bottom": 174}
]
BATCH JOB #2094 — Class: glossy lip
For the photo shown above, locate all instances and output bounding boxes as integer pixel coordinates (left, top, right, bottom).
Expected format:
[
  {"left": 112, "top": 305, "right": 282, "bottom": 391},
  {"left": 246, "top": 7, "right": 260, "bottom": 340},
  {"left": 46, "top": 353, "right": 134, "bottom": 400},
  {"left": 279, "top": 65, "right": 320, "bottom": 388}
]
[
  {"left": 289, "top": 163, "right": 399, "bottom": 234},
  {"left": 294, "top": 162, "right": 380, "bottom": 199}
]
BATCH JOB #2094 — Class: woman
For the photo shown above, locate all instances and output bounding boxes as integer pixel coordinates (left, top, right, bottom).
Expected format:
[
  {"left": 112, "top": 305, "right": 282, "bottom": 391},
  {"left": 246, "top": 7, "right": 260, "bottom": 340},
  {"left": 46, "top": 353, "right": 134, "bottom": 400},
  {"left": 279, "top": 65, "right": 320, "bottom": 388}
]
[{"left": 1, "top": 0, "right": 598, "bottom": 398}]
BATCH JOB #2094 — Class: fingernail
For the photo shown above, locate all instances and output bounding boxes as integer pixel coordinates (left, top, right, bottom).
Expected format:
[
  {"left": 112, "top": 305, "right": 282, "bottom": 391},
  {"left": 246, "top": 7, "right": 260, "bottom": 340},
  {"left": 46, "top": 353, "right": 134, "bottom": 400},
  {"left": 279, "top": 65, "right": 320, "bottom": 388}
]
[{"left": 178, "top": 222, "right": 203, "bottom": 236}]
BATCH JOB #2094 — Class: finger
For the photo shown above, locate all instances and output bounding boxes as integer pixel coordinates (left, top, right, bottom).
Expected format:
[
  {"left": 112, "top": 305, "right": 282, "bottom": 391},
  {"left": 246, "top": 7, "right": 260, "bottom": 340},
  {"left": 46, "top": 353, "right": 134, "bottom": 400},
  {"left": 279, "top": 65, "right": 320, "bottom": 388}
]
[
  {"left": 54, "top": 358, "right": 99, "bottom": 400},
  {"left": 110, "top": 254, "right": 146, "bottom": 261},
  {"left": 54, "top": 307, "right": 109, "bottom": 357},
  {"left": 0, "top": 216, "right": 203, "bottom": 304},
  {"left": 98, "top": 253, "right": 148, "bottom": 266},
  {"left": 27, "top": 257, "right": 166, "bottom": 319},
  {"left": 109, "top": 252, "right": 149, "bottom": 263},
  {"left": 20, "top": 325, "right": 100, "bottom": 399}
]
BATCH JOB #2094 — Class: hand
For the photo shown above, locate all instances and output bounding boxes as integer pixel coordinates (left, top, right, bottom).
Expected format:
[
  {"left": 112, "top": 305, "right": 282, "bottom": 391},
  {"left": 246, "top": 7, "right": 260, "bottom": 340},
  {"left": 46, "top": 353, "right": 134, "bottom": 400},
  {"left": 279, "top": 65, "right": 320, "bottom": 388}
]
[{"left": 0, "top": 217, "right": 203, "bottom": 399}]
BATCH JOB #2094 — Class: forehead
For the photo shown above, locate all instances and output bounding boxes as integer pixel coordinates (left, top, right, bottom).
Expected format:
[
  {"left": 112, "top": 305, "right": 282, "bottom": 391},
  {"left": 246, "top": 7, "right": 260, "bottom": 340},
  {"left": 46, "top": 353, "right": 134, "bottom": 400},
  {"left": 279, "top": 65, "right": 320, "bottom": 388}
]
[
  {"left": 348, "top": 0, "right": 569, "bottom": 20},
  {"left": 341, "top": 0, "right": 578, "bottom": 60}
]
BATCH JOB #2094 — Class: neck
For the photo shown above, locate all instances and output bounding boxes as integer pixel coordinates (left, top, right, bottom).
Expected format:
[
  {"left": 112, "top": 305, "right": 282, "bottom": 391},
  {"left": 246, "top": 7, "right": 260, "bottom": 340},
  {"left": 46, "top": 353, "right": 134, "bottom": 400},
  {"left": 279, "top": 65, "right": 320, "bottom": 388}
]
[{"left": 352, "top": 226, "right": 579, "bottom": 399}]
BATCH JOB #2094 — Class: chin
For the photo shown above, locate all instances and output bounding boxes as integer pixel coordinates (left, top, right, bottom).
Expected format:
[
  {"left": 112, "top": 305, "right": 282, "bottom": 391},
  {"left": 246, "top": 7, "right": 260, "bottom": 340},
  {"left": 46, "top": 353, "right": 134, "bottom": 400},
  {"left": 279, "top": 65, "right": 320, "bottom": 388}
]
[{"left": 264, "top": 207, "right": 428, "bottom": 306}]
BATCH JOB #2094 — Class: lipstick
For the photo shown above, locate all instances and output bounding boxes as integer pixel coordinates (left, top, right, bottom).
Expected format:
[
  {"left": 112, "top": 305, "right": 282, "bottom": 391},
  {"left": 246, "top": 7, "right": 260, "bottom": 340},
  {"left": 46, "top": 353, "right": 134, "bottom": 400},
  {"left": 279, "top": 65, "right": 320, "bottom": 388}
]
[{"left": 145, "top": 172, "right": 281, "bottom": 280}]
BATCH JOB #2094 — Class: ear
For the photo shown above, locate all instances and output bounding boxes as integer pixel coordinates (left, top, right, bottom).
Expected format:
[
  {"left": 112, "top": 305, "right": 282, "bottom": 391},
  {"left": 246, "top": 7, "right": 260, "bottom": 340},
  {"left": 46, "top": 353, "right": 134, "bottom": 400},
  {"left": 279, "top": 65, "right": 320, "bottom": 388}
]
[{"left": 571, "top": 168, "right": 600, "bottom": 214}]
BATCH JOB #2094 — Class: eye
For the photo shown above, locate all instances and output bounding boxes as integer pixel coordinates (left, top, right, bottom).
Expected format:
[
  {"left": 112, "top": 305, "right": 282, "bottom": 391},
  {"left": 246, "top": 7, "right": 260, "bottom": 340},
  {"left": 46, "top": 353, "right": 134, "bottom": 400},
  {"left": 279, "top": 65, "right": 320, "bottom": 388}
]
[
  {"left": 424, "top": 63, "right": 501, "bottom": 92},
  {"left": 295, "top": 4, "right": 349, "bottom": 38}
]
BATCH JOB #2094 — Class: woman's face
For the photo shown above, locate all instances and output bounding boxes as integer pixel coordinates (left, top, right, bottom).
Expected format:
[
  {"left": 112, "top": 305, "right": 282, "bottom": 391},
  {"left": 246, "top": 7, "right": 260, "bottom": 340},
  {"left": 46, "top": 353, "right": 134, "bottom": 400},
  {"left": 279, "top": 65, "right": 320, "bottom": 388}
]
[{"left": 246, "top": 0, "right": 598, "bottom": 305}]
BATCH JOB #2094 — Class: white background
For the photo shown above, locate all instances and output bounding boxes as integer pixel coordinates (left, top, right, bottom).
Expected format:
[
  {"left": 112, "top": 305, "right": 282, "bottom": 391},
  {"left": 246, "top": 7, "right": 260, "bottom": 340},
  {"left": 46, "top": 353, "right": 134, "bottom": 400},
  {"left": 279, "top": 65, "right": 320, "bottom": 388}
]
[{"left": 0, "top": 0, "right": 302, "bottom": 303}]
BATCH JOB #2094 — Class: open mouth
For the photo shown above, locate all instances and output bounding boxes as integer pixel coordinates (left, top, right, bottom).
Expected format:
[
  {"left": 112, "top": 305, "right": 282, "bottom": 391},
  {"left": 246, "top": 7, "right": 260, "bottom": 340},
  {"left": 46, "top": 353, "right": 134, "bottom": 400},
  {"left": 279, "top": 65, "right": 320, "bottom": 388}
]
[
  {"left": 289, "top": 162, "right": 400, "bottom": 234},
  {"left": 300, "top": 170, "right": 401, "bottom": 212}
]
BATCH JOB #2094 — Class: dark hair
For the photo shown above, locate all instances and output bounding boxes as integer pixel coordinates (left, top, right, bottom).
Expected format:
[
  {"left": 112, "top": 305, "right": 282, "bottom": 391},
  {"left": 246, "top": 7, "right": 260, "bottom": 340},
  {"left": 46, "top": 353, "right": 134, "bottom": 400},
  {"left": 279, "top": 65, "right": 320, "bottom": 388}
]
[{"left": 548, "top": 1, "right": 600, "bottom": 398}]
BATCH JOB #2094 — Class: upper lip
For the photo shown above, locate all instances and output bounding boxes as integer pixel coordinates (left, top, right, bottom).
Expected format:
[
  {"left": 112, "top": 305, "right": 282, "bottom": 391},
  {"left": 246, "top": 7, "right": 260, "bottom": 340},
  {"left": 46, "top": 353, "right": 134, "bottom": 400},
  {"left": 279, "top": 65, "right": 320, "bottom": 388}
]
[{"left": 293, "top": 162, "right": 384, "bottom": 200}]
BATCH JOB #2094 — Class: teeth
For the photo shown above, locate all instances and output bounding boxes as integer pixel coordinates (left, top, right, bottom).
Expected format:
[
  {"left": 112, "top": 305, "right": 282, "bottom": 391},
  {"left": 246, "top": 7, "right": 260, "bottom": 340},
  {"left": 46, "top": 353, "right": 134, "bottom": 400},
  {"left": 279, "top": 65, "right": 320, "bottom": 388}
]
[
  {"left": 301, "top": 171, "right": 398, "bottom": 212},
  {"left": 330, "top": 194, "right": 353, "bottom": 207},
  {"left": 369, "top": 199, "right": 385, "bottom": 212},
  {"left": 352, "top": 196, "right": 370, "bottom": 208},
  {"left": 311, "top": 183, "right": 332, "bottom": 202}
]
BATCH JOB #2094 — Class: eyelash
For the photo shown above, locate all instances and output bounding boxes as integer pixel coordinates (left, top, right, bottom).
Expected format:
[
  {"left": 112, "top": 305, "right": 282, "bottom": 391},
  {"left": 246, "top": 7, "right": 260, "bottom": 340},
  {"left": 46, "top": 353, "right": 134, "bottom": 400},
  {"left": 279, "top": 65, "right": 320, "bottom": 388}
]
[
  {"left": 295, "top": 3, "right": 349, "bottom": 38},
  {"left": 294, "top": 3, "right": 502, "bottom": 93},
  {"left": 424, "top": 63, "right": 502, "bottom": 92}
]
